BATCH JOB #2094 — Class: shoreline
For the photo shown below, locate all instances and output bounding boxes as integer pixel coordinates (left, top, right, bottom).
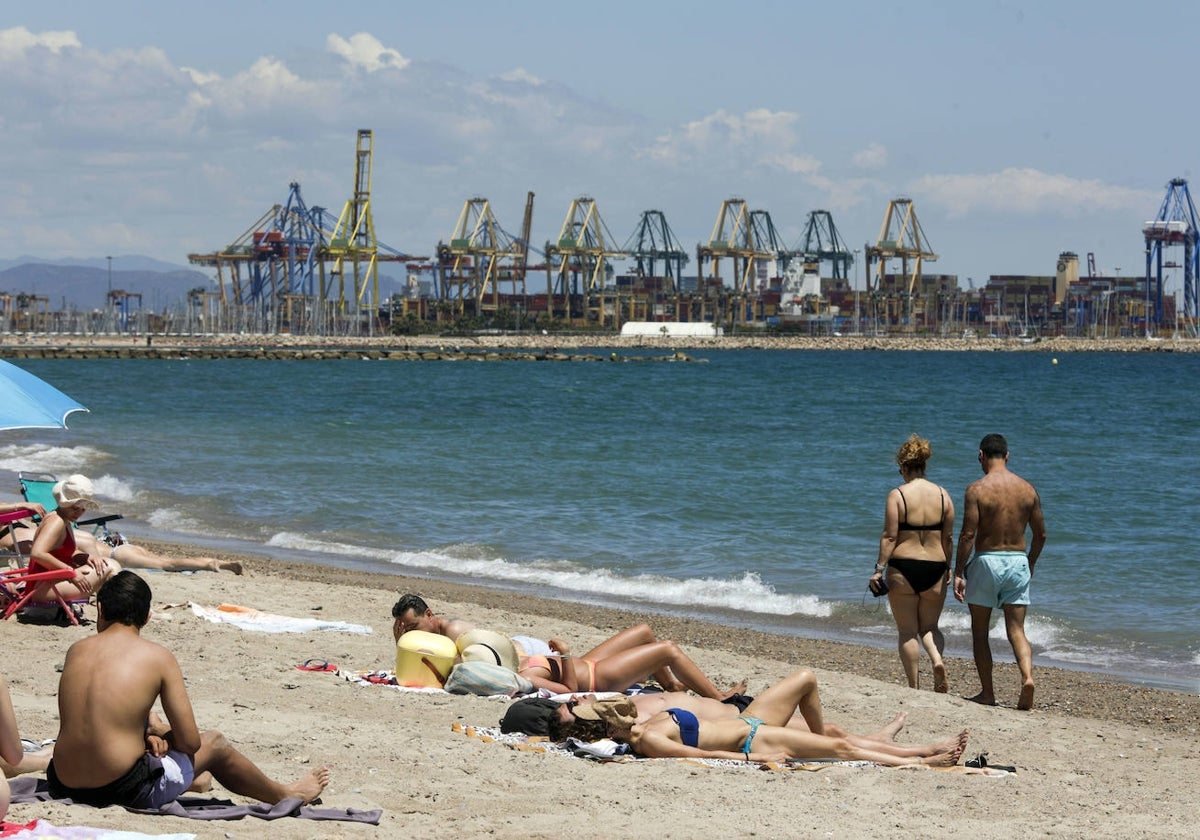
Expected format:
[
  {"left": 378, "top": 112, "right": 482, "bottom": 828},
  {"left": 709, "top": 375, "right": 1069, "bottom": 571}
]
[
  {"left": 138, "top": 538, "right": 1200, "bottom": 733},
  {"left": 2, "top": 332, "right": 1200, "bottom": 357}
]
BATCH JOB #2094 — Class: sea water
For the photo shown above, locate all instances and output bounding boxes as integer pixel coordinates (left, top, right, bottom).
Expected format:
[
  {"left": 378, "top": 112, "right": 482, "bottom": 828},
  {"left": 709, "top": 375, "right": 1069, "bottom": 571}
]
[{"left": 2, "top": 349, "right": 1197, "bottom": 691}]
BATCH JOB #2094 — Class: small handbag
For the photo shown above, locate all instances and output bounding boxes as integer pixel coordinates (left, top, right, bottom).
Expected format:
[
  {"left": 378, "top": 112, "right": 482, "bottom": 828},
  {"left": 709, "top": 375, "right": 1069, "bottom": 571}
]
[{"left": 868, "top": 576, "right": 889, "bottom": 597}]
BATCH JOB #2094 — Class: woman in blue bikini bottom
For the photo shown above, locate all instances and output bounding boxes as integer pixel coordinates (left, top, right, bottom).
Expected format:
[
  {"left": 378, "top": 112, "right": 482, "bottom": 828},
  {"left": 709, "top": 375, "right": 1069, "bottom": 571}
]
[{"left": 617, "top": 669, "right": 970, "bottom": 767}]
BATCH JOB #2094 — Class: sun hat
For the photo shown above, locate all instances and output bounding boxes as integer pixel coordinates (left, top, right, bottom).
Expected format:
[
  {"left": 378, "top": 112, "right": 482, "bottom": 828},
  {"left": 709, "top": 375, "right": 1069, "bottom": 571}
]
[
  {"left": 455, "top": 629, "right": 520, "bottom": 672},
  {"left": 52, "top": 474, "right": 97, "bottom": 510},
  {"left": 572, "top": 696, "right": 638, "bottom": 730},
  {"left": 499, "top": 698, "right": 562, "bottom": 735}
]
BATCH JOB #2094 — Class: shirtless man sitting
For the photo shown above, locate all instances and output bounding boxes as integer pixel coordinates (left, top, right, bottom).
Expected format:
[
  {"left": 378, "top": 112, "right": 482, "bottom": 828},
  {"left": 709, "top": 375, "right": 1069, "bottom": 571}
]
[
  {"left": 48, "top": 570, "right": 328, "bottom": 809},
  {"left": 550, "top": 668, "right": 968, "bottom": 767}
]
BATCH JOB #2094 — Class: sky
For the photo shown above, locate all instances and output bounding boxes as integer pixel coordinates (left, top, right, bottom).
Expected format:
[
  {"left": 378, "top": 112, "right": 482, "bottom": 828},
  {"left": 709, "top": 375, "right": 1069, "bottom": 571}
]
[{"left": 3, "top": 0, "right": 1198, "bottom": 294}]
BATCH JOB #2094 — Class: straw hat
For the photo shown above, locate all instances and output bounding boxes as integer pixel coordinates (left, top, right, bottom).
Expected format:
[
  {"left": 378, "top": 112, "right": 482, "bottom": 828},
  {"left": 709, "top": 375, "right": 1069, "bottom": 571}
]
[
  {"left": 52, "top": 474, "right": 97, "bottom": 510},
  {"left": 572, "top": 696, "right": 638, "bottom": 730},
  {"left": 455, "top": 629, "right": 519, "bottom": 672}
]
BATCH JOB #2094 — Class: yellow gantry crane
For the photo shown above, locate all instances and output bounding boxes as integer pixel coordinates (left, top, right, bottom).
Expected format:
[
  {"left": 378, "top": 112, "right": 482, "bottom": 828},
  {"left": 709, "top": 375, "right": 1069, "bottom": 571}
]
[
  {"left": 438, "top": 197, "right": 526, "bottom": 313},
  {"left": 864, "top": 197, "right": 938, "bottom": 295},
  {"left": 326, "top": 129, "right": 380, "bottom": 316},
  {"left": 544, "top": 197, "right": 627, "bottom": 322},
  {"left": 696, "top": 199, "right": 776, "bottom": 294}
]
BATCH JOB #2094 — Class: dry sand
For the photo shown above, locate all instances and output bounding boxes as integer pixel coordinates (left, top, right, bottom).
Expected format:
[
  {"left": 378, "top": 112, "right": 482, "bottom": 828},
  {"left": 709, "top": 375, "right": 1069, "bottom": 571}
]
[{"left": 4, "top": 542, "right": 1198, "bottom": 839}]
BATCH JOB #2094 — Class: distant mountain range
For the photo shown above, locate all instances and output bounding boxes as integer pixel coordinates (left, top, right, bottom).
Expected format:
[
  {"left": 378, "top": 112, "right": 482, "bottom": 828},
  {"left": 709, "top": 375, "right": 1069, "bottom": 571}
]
[
  {"left": 0, "top": 256, "right": 212, "bottom": 310},
  {"left": 0, "top": 256, "right": 407, "bottom": 310}
]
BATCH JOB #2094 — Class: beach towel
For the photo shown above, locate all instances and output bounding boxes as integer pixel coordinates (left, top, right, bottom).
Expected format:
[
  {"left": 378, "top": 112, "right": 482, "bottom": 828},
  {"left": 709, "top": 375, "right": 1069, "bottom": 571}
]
[
  {"left": 7, "top": 777, "right": 382, "bottom": 824},
  {"left": 1, "top": 818, "right": 195, "bottom": 838},
  {"left": 452, "top": 724, "right": 1014, "bottom": 775},
  {"left": 187, "top": 603, "right": 372, "bottom": 635}
]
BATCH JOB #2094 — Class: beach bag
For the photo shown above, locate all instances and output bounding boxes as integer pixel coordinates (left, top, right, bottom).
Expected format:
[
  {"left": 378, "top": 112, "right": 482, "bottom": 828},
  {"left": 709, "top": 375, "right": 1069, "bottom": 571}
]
[{"left": 444, "top": 661, "right": 533, "bottom": 697}]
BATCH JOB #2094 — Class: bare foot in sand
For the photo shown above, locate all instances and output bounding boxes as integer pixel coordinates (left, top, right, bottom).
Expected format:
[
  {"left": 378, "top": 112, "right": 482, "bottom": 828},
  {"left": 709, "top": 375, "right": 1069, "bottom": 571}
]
[
  {"left": 218, "top": 560, "right": 243, "bottom": 575},
  {"left": 1017, "top": 680, "right": 1035, "bottom": 710},
  {"left": 933, "top": 663, "right": 948, "bottom": 693},
  {"left": 965, "top": 691, "right": 996, "bottom": 706},
  {"left": 874, "top": 712, "right": 907, "bottom": 742},
  {"left": 283, "top": 766, "right": 330, "bottom": 804},
  {"left": 921, "top": 729, "right": 969, "bottom": 766}
]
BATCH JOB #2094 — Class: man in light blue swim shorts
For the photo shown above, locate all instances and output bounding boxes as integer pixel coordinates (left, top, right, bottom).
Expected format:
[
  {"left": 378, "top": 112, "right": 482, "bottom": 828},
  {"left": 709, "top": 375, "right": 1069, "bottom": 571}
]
[{"left": 953, "top": 434, "right": 1046, "bottom": 711}]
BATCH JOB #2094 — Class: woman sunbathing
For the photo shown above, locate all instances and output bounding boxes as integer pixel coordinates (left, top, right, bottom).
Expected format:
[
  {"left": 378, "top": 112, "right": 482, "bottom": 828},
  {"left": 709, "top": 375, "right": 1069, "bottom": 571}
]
[
  {"left": 513, "top": 623, "right": 745, "bottom": 699},
  {"left": 560, "top": 668, "right": 968, "bottom": 767}
]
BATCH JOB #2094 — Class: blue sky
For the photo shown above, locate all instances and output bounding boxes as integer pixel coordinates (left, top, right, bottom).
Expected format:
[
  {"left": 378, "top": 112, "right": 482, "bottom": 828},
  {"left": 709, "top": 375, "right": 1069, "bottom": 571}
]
[{"left": 3, "top": 1, "right": 1196, "bottom": 294}]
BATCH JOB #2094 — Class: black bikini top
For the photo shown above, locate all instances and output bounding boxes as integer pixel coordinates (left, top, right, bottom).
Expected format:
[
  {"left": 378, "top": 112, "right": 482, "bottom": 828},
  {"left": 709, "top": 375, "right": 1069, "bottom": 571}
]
[{"left": 897, "top": 487, "right": 945, "bottom": 531}]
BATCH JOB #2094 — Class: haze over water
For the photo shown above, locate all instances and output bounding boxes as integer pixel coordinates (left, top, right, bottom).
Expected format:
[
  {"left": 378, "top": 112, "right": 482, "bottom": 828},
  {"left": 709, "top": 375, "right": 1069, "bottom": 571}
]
[{"left": 3, "top": 349, "right": 1196, "bottom": 691}]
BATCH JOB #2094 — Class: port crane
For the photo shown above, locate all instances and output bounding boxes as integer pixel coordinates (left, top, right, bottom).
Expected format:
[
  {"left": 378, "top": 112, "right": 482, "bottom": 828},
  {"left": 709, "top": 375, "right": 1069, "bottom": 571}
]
[
  {"left": 1143, "top": 177, "right": 1200, "bottom": 332},
  {"left": 864, "top": 197, "right": 937, "bottom": 295},
  {"left": 436, "top": 197, "right": 526, "bottom": 313},
  {"left": 188, "top": 130, "right": 420, "bottom": 334},
  {"left": 796, "top": 210, "right": 854, "bottom": 280},
  {"left": 622, "top": 210, "right": 689, "bottom": 292},
  {"left": 695, "top": 199, "right": 777, "bottom": 295},
  {"left": 544, "top": 197, "right": 627, "bottom": 322}
]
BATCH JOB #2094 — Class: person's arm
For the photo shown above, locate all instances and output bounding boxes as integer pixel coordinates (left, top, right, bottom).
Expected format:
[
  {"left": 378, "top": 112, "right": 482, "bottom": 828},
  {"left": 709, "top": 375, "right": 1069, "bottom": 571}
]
[
  {"left": 157, "top": 650, "right": 202, "bottom": 756},
  {"left": 1026, "top": 490, "right": 1047, "bottom": 570},
  {"left": 547, "top": 639, "right": 580, "bottom": 690},
  {"left": 0, "top": 502, "right": 44, "bottom": 517},
  {"left": 953, "top": 485, "right": 979, "bottom": 602},
  {"left": 941, "top": 489, "right": 956, "bottom": 583},
  {"left": 632, "top": 729, "right": 765, "bottom": 762},
  {"left": 518, "top": 668, "right": 573, "bottom": 695},
  {"left": 872, "top": 490, "right": 901, "bottom": 585},
  {"left": 29, "top": 515, "right": 72, "bottom": 572},
  {"left": 0, "top": 673, "right": 23, "bottom": 767}
]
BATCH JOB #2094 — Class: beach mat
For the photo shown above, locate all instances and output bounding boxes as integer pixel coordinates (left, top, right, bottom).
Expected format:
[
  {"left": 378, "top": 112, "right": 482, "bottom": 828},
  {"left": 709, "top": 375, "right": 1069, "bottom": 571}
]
[
  {"left": 7, "top": 777, "right": 382, "bottom": 824},
  {"left": 1, "top": 817, "right": 194, "bottom": 838},
  {"left": 453, "top": 723, "right": 1013, "bottom": 775},
  {"left": 185, "top": 602, "right": 372, "bottom": 635}
]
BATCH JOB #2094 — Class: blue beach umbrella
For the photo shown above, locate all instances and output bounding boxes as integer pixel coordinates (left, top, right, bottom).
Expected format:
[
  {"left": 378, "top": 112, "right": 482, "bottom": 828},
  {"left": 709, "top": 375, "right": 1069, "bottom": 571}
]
[{"left": 0, "top": 358, "right": 88, "bottom": 431}]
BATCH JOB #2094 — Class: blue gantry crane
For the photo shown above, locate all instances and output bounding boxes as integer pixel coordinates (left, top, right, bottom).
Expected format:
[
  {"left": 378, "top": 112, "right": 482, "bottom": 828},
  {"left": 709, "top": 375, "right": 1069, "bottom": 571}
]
[{"left": 1143, "top": 177, "right": 1200, "bottom": 331}]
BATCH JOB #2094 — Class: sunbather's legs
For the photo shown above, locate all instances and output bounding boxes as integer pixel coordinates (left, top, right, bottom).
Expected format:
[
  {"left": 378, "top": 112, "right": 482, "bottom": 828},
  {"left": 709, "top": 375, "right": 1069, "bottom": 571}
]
[
  {"left": 742, "top": 669, "right": 826, "bottom": 733},
  {"left": 592, "top": 641, "right": 745, "bottom": 699},
  {"left": 110, "top": 544, "right": 242, "bottom": 575},
  {"left": 580, "top": 624, "right": 682, "bottom": 689},
  {"left": 192, "top": 730, "right": 329, "bottom": 805}
]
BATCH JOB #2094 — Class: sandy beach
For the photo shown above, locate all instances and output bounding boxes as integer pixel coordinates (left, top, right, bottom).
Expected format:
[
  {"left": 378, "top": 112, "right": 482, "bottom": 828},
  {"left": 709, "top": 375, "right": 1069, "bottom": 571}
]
[{"left": 3, "top": 540, "right": 1197, "bottom": 839}]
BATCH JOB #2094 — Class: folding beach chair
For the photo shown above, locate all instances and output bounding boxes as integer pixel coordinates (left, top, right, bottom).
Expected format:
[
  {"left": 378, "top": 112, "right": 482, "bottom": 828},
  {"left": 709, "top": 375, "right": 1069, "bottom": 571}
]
[
  {"left": 18, "top": 471, "right": 124, "bottom": 545},
  {"left": 1, "top": 507, "right": 38, "bottom": 568},
  {"left": 0, "top": 564, "right": 83, "bottom": 625}
]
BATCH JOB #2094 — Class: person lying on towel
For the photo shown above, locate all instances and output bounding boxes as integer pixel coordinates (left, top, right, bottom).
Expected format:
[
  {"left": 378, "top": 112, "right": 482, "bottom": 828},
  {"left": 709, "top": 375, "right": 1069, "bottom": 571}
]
[{"left": 547, "top": 668, "right": 969, "bottom": 767}]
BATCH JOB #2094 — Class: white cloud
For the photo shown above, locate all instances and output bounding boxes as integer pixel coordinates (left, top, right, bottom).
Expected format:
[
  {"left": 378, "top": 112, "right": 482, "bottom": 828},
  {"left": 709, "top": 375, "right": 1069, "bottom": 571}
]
[
  {"left": 852, "top": 142, "right": 888, "bottom": 169},
  {"left": 326, "top": 32, "right": 409, "bottom": 73},
  {"left": 912, "top": 167, "right": 1155, "bottom": 216},
  {"left": 498, "top": 67, "right": 543, "bottom": 86},
  {"left": 0, "top": 26, "right": 80, "bottom": 57},
  {"left": 638, "top": 108, "right": 812, "bottom": 170}
]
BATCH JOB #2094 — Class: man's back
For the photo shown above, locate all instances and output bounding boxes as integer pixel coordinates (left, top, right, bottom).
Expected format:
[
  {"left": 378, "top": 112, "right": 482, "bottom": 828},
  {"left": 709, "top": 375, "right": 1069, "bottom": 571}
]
[
  {"left": 967, "top": 467, "right": 1043, "bottom": 553},
  {"left": 53, "top": 627, "right": 185, "bottom": 787}
]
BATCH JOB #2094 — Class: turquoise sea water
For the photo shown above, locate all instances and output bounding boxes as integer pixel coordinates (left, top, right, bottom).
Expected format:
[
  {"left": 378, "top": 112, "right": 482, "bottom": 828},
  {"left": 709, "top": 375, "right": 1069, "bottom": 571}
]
[{"left": 2, "top": 349, "right": 1197, "bottom": 691}]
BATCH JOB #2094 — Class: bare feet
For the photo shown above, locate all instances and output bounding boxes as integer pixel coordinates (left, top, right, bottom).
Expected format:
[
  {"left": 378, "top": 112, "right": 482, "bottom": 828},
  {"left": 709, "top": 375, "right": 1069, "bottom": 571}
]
[
  {"left": 921, "top": 729, "right": 969, "bottom": 766},
  {"left": 220, "top": 560, "right": 244, "bottom": 575},
  {"left": 876, "top": 712, "right": 907, "bottom": 742},
  {"left": 283, "top": 766, "right": 330, "bottom": 804},
  {"left": 189, "top": 771, "right": 213, "bottom": 793},
  {"left": 965, "top": 691, "right": 996, "bottom": 706},
  {"left": 1017, "top": 680, "right": 1035, "bottom": 710},
  {"left": 933, "top": 663, "right": 948, "bottom": 693},
  {"left": 720, "top": 679, "right": 749, "bottom": 700}
]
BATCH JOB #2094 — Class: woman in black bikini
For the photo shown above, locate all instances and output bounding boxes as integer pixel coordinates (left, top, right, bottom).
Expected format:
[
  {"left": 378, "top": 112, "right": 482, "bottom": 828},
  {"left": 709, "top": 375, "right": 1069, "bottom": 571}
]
[{"left": 870, "top": 434, "right": 955, "bottom": 692}]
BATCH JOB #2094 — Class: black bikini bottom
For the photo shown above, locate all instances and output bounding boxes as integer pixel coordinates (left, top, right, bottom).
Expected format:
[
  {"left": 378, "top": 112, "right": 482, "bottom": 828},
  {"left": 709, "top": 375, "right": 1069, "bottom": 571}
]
[{"left": 889, "top": 559, "right": 948, "bottom": 593}]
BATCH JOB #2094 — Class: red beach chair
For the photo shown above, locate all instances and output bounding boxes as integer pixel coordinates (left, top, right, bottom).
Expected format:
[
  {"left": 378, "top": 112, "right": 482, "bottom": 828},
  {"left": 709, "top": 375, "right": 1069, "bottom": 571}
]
[{"left": 0, "top": 563, "right": 82, "bottom": 625}]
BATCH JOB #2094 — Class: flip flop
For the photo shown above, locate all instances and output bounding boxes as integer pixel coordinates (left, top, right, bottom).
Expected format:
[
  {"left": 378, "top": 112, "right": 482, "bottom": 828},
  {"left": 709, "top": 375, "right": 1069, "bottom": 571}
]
[{"left": 296, "top": 659, "right": 338, "bottom": 673}]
